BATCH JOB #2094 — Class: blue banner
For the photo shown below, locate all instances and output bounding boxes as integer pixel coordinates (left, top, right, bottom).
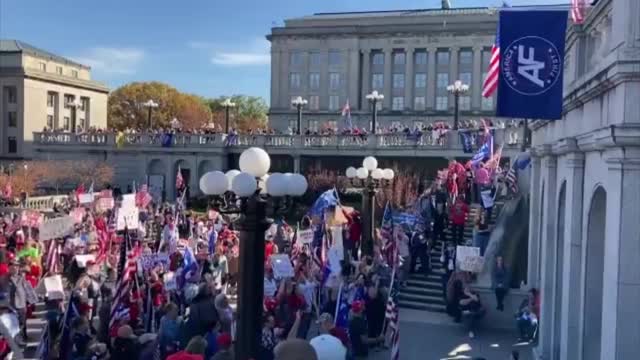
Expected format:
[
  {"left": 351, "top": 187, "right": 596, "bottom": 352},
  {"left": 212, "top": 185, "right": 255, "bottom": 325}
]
[{"left": 496, "top": 10, "right": 568, "bottom": 120}]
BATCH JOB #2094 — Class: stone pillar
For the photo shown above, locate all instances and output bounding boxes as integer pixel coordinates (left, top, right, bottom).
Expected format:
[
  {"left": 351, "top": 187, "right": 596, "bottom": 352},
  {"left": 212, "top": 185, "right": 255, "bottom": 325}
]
[
  {"left": 383, "top": 49, "right": 392, "bottom": 109},
  {"left": 601, "top": 147, "right": 640, "bottom": 360},
  {"left": 293, "top": 155, "right": 301, "bottom": 174},
  {"left": 560, "top": 149, "right": 585, "bottom": 360},
  {"left": 537, "top": 148, "right": 557, "bottom": 360},
  {"left": 426, "top": 47, "right": 437, "bottom": 109},
  {"left": 472, "top": 46, "right": 483, "bottom": 109},
  {"left": 405, "top": 47, "right": 414, "bottom": 110},
  {"left": 281, "top": 50, "right": 290, "bottom": 109},
  {"left": 361, "top": 50, "right": 371, "bottom": 111},
  {"left": 270, "top": 47, "right": 281, "bottom": 110},
  {"left": 348, "top": 49, "right": 359, "bottom": 110},
  {"left": 527, "top": 154, "right": 542, "bottom": 287},
  {"left": 448, "top": 46, "right": 459, "bottom": 109}
]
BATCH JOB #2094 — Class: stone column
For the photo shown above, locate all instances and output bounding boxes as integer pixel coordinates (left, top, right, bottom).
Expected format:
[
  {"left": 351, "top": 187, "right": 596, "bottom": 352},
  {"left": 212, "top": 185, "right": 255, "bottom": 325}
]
[
  {"left": 320, "top": 49, "right": 329, "bottom": 110},
  {"left": 281, "top": 50, "right": 290, "bottom": 109},
  {"left": 405, "top": 47, "right": 414, "bottom": 110},
  {"left": 293, "top": 155, "right": 301, "bottom": 174},
  {"left": 361, "top": 50, "right": 371, "bottom": 111},
  {"left": 448, "top": 46, "right": 459, "bottom": 109},
  {"left": 538, "top": 148, "right": 557, "bottom": 360},
  {"left": 270, "top": 47, "right": 281, "bottom": 110},
  {"left": 601, "top": 147, "right": 640, "bottom": 360},
  {"left": 348, "top": 49, "right": 359, "bottom": 109},
  {"left": 472, "top": 46, "right": 483, "bottom": 109},
  {"left": 426, "top": 47, "right": 437, "bottom": 109},
  {"left": 559, "top": 144, "right": 586, "bottom": 360},
  {"left": 383, "top": 49, "right": 392, "bottom": 109},
  {"left": 527, "top": 154, "right": 542, "bottom": 287}
]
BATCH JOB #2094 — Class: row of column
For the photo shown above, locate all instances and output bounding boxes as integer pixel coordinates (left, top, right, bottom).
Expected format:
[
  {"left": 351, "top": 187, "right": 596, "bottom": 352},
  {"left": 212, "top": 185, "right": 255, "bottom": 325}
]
[{"left": 360, "top": 46, "right": 485, "bottom": 111}]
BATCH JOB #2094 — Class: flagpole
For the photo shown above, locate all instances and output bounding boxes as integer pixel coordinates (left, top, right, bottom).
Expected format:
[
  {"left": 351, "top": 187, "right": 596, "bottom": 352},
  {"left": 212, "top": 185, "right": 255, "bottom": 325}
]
[{"left": 380, "top": 266, "right": 396, "bottom": 338}]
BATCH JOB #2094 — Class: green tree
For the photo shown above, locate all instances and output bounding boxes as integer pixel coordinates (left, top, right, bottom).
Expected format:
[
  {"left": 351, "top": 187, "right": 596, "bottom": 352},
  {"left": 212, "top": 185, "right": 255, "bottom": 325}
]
[
  {"left": 108, "top": 82, "right": 212, "bottom": 130},
  {"left": 204, "top": 95, "right": 269, "bottom": 132}
]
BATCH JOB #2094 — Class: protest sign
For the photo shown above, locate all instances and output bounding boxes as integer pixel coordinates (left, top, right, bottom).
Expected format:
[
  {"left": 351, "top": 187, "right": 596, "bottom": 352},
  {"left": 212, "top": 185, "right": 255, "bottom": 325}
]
[
  {"left": 460, "top": 255, "right": 485, "bottom": 273},
  {"left": 70, "top": 208, "right": 85, "bottom": 224},
  {"left": 78, "top": 193, "right": 94, "bottom": 204},
  {"left": 122, "top": 194, "right": 136, "bottom": 209},
  {"left": 95, "top": 197, "right": 114, "bottom": 212},
  {"left": 20, "top": 210, "right": 43, "bottom": 228},
  {"left": 456, "top": 246, "right": 484, "bottom": 273},
  {"left": 140, "top": 253, "right": 171, "bottom": 271},
  {"left": 270, "top": 254, "right": 295, "bottom": 279},
  {"left": 37, "top": 275, "right": 65, "bottom": 301},
  {"left": 74, "top": 254, "right": 95, "bottom": 268},
  {"left": 208, "top": 210, "right": 219, "bottom": 220},
  {"left": 264, "top": 278, "right": 277, "bottom": 298},
  {"left": 297, "top": 229, "right": 314, "bottom": 244},
  {"left": 117, "top": 205, "right": 139, "bottom": 230},
  {"left": 481, "top": 189, "right": 494, "bottom": 209},
  {"left": 164, "top": 272, "right": 177, "bottom": 291},
  {"left": 39, "top": 216, "right": 75, "bottom": 241}
]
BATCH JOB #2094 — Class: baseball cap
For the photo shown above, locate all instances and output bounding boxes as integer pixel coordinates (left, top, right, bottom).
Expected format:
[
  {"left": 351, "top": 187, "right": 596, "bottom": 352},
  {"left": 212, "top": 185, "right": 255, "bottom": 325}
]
[{"left": 351, "top": 300, "right": 365, "bottom": 313}]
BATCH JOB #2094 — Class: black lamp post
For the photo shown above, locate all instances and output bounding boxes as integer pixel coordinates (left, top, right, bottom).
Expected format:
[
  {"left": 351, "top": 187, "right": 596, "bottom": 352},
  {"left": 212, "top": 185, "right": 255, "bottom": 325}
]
[
  {"left": 200, "top": 148, "right": 308, "bottom": 360},
  {"left": 345, "top": 156, "right": 395, "bottom": 256},
  {"left": 366, "top": 91, "right": 384, "bottom": 134},
  {"left": 447, "top": 80, "right": 469, "bottom": 131},
  {"left": 143, "top": 100, "right": 159, "bottom": 129},
  {"left": 222, "top": 98, "right": 236, "bottom": 134},
  {"left": 291, "top": 96, "right": 308, "bottom": 135}
]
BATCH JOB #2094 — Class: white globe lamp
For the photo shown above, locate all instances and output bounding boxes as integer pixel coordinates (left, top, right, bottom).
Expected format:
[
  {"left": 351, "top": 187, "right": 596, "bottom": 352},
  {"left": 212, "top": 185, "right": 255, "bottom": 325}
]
[
  {"left": 239, "top": 147, "right": 271, "bottom": 178},
  {"left": 383, "top": 168, "right": 395, "bottom": 180},
  {"left": 310, "top": 335, "right": 347, "bottom": 360},
  {"left": 266, "top": 173, "right": 287, "bottom": 197},
  {"left": 356, "top": 167, "right": 369, "bottom": 180},
  {"left": 371, "top": 168, "right": 384, "bottom": 180},
  {"left": 362, "top": 156, "right": 378, "bottom": 171},
  {"left": 231, "top": 172, "right": 257, "bottom": 197},
  {"left": 288, "top": 174, "right": 308, "bottom": 196},
  {"left": 345, "top": 167, "right": 357, "bottom": 179},
  {"left": 225, "top": 169, "right": 241, "bottom": 184},
  {"left": 199, "top": 171, "right": 229, "bottom": 195}
]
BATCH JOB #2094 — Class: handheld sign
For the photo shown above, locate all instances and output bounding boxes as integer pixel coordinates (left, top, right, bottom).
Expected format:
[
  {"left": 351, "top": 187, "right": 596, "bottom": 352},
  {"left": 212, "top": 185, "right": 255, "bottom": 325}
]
[
  {"left": 297, "top": 229, "right": 314, "bottom": 244},
  {"left": 270, "top": 254, "right": 295, "bottom": 279}
]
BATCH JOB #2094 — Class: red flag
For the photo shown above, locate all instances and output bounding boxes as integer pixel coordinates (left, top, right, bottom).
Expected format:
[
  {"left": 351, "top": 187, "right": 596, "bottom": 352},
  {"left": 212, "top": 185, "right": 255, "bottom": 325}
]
[
  {"left": 571, "top": 0, "right": 586, "bottom": 24},
  {"left": 176, "top": 167, "right": 184, "bottom": 190}
]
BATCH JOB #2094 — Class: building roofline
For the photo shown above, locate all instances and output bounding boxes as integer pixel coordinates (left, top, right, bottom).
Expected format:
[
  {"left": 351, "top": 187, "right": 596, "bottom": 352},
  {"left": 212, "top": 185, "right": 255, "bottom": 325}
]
[
  {"left": 311, "top": 6, "right": 489, "bottom": 16},
  {"left": 0, "top": 39, "right": 91, "bottom": 70}
]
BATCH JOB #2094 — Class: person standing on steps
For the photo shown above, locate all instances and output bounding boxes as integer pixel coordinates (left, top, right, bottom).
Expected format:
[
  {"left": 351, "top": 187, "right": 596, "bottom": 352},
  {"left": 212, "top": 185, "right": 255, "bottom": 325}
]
[
  {"left": 492, "top": 256, "right": 510, "bottom": 311},
  {"left": 449, "top": 195, "right": 469, "bottom": 246}
]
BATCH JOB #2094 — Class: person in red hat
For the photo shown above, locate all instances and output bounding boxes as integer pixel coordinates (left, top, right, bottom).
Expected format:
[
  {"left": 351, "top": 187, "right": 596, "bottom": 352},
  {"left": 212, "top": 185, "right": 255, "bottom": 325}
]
[
  {"left": 211, "top": 333, "right": 234, "bottom": 360},
  {"left": 348, "top": 300, "right": 384, "bottom": 359}
]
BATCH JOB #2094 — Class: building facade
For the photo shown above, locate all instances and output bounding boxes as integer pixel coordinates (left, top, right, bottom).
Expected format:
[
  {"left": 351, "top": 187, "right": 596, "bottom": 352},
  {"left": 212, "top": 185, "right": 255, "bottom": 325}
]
[
  {"left": 267, "top": 7, "right": 500, "bottom": 132},
  {"left": 0, "top": 40, "right": 109, "bottom": 160},
  {"left": 527, "top": 0, "right": 640, "bottom": 359}
]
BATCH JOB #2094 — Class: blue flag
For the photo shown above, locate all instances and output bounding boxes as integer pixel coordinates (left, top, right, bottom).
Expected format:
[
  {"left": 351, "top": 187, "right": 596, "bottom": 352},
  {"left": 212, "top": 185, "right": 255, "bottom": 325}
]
[
  {"left": 496, "top": 10, "right": 568, "bottom": 120},
  {"left": 308, "top": 188, "right": 339, "bottom": 219},
  {"left": 161, "top": 132, "right": 174, "bottom": 147},
  {"left": 471, "top": 134, "right": 493, "bottom": 166},
  {"left": 460, "top": 132, "right": 473, "bottom": 153},
  {"left": 180, "top": 247, "right": 199, "bottom": 287}
]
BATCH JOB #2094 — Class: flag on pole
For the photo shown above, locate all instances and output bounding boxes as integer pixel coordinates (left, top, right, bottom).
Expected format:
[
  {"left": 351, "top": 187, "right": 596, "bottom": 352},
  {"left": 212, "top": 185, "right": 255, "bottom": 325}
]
[
  {"left": 386, "top": 269, "right": 400, "bottom": 360},
  {"left": 110, "top": 230, "right": 138, "bottom": 328},
  {"left": 176, "top": 166, "right": 184, "bottom": 190},
  {"left": 505, "top": 165, "right": 518, "bottom": 193},
  {"left": 571, "top": 0, "right": 586, "bottom": 24},
  {"left": 341, "top": 99, "right": 353, "bottom": 129},
  {"left": 471, "top": 134, "right": 493, "bottom": 166},
  {"left": 58, "top": 298, "right": 79, "bottom": 360},
  {"left": 46, "top": 239, "right": 61, "bottom": 274},
  {"left": 481, "top": 16, "right": 501, "bottom": 98}
]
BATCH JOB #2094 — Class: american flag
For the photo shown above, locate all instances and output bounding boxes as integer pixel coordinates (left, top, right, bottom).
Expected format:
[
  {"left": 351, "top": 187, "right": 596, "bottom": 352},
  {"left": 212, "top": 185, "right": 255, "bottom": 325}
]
[
  {"left": 386, "top": 269, "right": 400, "bottom": 360},
  {"left": 571, "top": 0, "right": 586, "bottom": 24},
  {"left": 505, "top": 165, "right": 518, "bottom": 193},
  {"left": 46, "top": 239, "right": 61, "bottom": 274},
  {"left": 481, "top": 17, "right": 501, "bottom": 98},
  {"left": 110, "top": 231, "right": 139, "bottom": 328},
  {"left": 176, "top": 166, "right": 185, "bottom": 190}
]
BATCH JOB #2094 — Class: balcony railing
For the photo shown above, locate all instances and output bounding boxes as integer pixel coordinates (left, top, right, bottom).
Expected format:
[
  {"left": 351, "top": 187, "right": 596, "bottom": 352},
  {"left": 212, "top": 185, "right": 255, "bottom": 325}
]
[{"left": 33, "top": 129, "right": 522, "bottom": 152}]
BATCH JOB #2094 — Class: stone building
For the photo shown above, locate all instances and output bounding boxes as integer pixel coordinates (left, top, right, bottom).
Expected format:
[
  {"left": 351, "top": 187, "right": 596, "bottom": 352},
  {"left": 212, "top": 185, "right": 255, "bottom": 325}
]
[
  {"left": 527, "top": 0, "right": 640, "bottom": 359},
  {"left": 267, "top": 6, "right": 501, "bottom": 132},
  {"left": 0, "top": 40, "right": 109, "bottom": 160}
]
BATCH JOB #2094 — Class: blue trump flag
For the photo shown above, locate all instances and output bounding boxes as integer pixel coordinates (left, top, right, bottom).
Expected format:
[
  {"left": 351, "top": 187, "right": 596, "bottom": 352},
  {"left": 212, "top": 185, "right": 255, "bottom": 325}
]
[{"left": 496, "top": 10, "right": 568, "bottom": 120}]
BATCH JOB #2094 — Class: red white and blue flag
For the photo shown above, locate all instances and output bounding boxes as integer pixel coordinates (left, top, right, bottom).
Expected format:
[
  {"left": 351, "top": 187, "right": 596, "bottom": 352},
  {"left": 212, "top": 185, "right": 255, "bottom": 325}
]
[
  {"left": 571, "top": 0, "right": 586, "bottom": 24},
  {"left": 341, "top": 99, "right": 353, "bottom": 129},
  {"left": 481, "top": 13, "right": 501, "bottom": 98}
]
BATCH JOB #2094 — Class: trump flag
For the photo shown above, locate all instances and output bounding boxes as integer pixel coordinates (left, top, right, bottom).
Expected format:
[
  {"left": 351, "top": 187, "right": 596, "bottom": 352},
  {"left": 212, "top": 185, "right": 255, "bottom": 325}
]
[{"left": 496, "top": 10, "right": 568, "bottom": 120}]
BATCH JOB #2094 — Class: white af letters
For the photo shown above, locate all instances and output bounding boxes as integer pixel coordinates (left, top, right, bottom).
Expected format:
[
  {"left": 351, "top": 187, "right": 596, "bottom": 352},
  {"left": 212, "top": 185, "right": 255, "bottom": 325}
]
[{"left": 517, "top": 45, "right": 545, "bottom": 88}]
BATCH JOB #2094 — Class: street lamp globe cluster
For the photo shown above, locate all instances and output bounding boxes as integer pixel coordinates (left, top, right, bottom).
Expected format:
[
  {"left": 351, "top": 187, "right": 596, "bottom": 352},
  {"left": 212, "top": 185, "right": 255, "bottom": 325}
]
[
  {"left": 199, "top": 147, "right": 307, "bottom": 360},
  {"left": 447, "top": 80, "right": 470, "bottom": 131},
  {"left": 291, "top": 96, "right": 308, "bottom": 135},
  {"left": 365, "top": 91, "right": 384, "bottom": 134},
  {"left": 345, "top": 156, "right": 394, "bottom": 255},
  {"left": 221, "top": 98, "right": 236, "bottom": 133},
  {"left": 143, "top": 99, "right": 159, "bottom": 128}
]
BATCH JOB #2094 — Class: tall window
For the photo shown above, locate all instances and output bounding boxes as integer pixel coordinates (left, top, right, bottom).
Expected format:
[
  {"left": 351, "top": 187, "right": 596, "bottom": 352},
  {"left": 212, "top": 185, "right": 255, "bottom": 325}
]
[
  {"left": 308, "top": 120, "right": 319, "bottom": 133},
  {"left": 392, "top": 97, "right": 404, "bottom": 111},
  {"left": 481, "top": 49, "right": 494, "bottom": 109},
  {"left": 329, "top": 73, "right": 341, "bottom": 90},
  {"left": 459, "top": 96, "right": 471, "bottom": 111},
  {"left": 56, "top": 66, "right": 63, "bottom": 75},
  {"left": 459, "top": 72, "right": 472, "bottom": 87},
  {"left": 415, "top": 51, "right": 427, "bottom": 65},
  {"left": 47, "top": 92, "right": 56, "bottom": 107},
  {"left": 329, "top": 95, "right": 340, "bottom": 110},
  {"left": 393, "top": 52, "right": 406, "bottom": 65},
  {"left": 79, "top": 118, "right": 86, "bottom": 129},
  {"left": 393, "top": 74, "right": 405, "bottom": 89},
  {"left": 64, "top": 94, "right": 74, "bottom": 108},
  {"left": 7, "top": 137, "right": 17, "bottom": 154},
  {"left": 328, "top": 51, "right": 342, "bottom": 65},
  {"left": 372, "top": 74, "right": 384, "bottom": 89},
  {"left": 414, "top": 96, "right": 426, "bottom": 111},
  {"left": 415, "top": 73, "right": 427, "bottom": 88},
  {"left": 63, "top": 117, "right": 70, "bottom": 131},
  {"left": 289, "top": 73, "right": 301, "bottom": 89},
  {"left": 372, "top": 53, "right": 384, "bottom": 65},
  {"left": 437, "top": 73, "right": 449, "bottom": 90},
  {"left": 437, "top": 51, "right": 450, "bottom": 66},
  {"left": 482, "top": 97, "right": 494, "bottom": 111},
  {"left": 5, "top": 87, "right": 17, "bottom": 104},
  {"left": 8, "top": 112, "right": 17, "bottom": 127},
  {"left": 39, "top": 62, "right": 47, "bottom": 71},
  {"left": 436, "top": 96, "right": 448, "bottom": 110},
  {"left": 309, "top": 73, "right": 320, "bottom": 90},
  {"left": 81, "top": 97, "right": 90, "bottom": 111},
  {"left": 310, "top": 52, "right": 321, "bottom": 66},
  {"left": 309, "top": 95, "right": 320, "bottom": 110},
  {"left": 459, "top": 50, "right": 473, "bottom": 66},
  {"left": 290, "top": 52, "right": 303, "bottom": 66},
  {"left": 47, "top": 115, "right": 54, "bottom": 128}
]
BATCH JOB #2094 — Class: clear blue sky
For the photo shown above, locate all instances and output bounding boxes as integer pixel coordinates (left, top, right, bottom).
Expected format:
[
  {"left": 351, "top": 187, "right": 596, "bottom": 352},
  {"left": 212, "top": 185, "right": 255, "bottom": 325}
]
[{"left": 0, "top": 0, "right": 561, "bottom": 101}]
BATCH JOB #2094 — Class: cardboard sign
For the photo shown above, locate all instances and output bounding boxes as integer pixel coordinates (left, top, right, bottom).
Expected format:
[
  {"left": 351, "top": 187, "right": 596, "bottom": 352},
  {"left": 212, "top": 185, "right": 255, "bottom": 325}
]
[
  {"left": 37, "top": 275, "right": 65, "bottom": 301},
  {"left": 95, "top": 197, "right": 114, "bottom": 212},
  {"left": 117, "top": 206, "right": 139, "bottom": 230},
  {"left": 164, "top": 271, "right": 177, "bottom": 291},
  {"left": 297, "top": 229, "right": 314, "bottom": 244},
  {"left": 270, "top": 254, "right": 294, "bottom": 279},
  {"left": 460, "top": 255, "right": 485, "bottom": 273},
  {"left": 122, "top": 194, "right": 136, "bottom": 209},
  {"left": 78, "top": 193, "right": 94, "bottom": 204},
  {"left": 140, "top": 253, "right": 171, "bottom": 271},
  {"left": 39, "top": 216, "right": 75, "bottom": 240},
  {"left": 456, "top": 246, "right": 481, "bottom": 272}
]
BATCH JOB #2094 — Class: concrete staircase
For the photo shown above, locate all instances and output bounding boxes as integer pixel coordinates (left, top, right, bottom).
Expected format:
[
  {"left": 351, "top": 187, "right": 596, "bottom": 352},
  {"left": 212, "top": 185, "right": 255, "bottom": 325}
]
[{"left": 398, "top": 203, "right": 502, "bottom": 313}]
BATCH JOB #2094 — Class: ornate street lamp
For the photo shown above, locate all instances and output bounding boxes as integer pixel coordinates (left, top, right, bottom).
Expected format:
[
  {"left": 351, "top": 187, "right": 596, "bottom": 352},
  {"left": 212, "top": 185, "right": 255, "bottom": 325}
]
[
  {"left": 200, "top": 147, "right": 308, "bottom": 360},
  {"left": 221, "top": 98, "right": 236, "bottom": 134},
  {"left": 447, "top": 80, "right": 469, "bottom": 131},
  {"left": 143, "top": 99, "right": 159, "bottom": 129},
  {"left": 346, "top": 156, "right": 394, "bottom": 256},
  {"left": 365, "top": 91, "right": 384, "bottom": 134},
  {"left": 291, "top": 96, "right": 308, "bottom": 135}
]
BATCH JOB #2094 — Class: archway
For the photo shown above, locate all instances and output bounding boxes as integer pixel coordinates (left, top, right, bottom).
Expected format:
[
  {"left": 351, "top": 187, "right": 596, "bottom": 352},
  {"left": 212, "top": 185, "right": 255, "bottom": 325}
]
[
  {"left": 583, "top": 186, "right": 606, "bottom": 360},
  {"left": 553, "top": 181, "right": 567, "bottom": 358},
  {"left": 198, "top": 160, "right": 217, "bottom": 179},
  {"left": 147, "top": 159, "right": 167, "bottom": 203},
  {"left": 175, "top": 160, "right": 191, "bottom": 199}
]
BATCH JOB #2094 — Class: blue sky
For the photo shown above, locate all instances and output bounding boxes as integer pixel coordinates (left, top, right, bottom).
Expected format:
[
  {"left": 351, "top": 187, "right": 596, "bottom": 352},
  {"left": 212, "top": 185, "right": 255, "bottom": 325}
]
[{"left": 0, "top": 0, "right": 561, "bottom": 101}]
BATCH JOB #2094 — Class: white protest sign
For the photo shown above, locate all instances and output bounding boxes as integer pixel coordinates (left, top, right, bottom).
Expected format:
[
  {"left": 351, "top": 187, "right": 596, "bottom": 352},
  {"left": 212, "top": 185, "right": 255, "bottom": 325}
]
[
  {"left": 480, "top": 189, "right": 494, "bottom": 209},
  {"left": 297, "top": 229, "right": 314, "bottom": 244},
  {"left": 461, "top": 255, "right": 485, "bottom": 273},
  {"left": 78, "top": 193, "right": 94, "bottom": 204},
  {"left": 270, "top": 254, "right": 295, "bottom": 279},
  {"left": 164, "top": 272, "right": 177, "bottom": 291},
  {"left": 40, "top": 275, "right": 65, "bottom": 301},
  {"left": 117, "top": 206, "right": 139, "bottom": 230},
  {"left": 95, "top": 197, "right": 114, "bottom": 212},
  {"left": 328, "top": 246, "right": 343, "bottom": 274},
  {"left": 456, "top": 246, "right": 482, "bottom": 272},
  {"left": 39, "top": 216, "right": 75, "bottom": 240},
  {"left": 122, "top": 194, "right": 136, "bottom": 208},
  {"left": 74, "top": 254, "right": 96, "bottom": 268}
]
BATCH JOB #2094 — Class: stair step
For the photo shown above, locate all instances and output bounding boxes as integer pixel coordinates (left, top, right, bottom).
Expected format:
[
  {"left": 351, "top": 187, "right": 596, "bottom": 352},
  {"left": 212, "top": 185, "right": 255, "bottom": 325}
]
[
  {"left": 398, "top": 300, "right": 446, "bottom": 312},
  {"left": 399, "top": 292, "right": 445, "bottom": 305},
  {"left": 401, "top": 286, "right": 443, "bottom": 298},
  {"left": 405, "top": 279, "right": 442, "bottom": 290}
]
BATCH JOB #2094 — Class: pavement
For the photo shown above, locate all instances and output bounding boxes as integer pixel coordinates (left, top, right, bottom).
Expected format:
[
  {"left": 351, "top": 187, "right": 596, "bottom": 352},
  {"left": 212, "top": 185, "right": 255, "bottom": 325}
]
[{"left": 398, "top": 309, "right": 534, "bottom": 360}]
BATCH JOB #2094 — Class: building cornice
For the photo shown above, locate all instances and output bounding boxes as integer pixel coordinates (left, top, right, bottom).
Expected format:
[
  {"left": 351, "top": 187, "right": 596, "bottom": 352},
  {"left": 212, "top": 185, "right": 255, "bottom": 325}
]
[
  {"left": 0, "top": 67, "right": 110, "bottom": 93},
  {"left": 575, "top": 124, "right": 640, "bottom": 152}
]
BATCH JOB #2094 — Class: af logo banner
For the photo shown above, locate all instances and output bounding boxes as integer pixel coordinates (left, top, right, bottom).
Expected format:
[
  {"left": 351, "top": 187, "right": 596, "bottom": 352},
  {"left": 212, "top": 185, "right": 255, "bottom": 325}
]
[{"left": 496, "top": 10, "right": 568, "bottom": 120}]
